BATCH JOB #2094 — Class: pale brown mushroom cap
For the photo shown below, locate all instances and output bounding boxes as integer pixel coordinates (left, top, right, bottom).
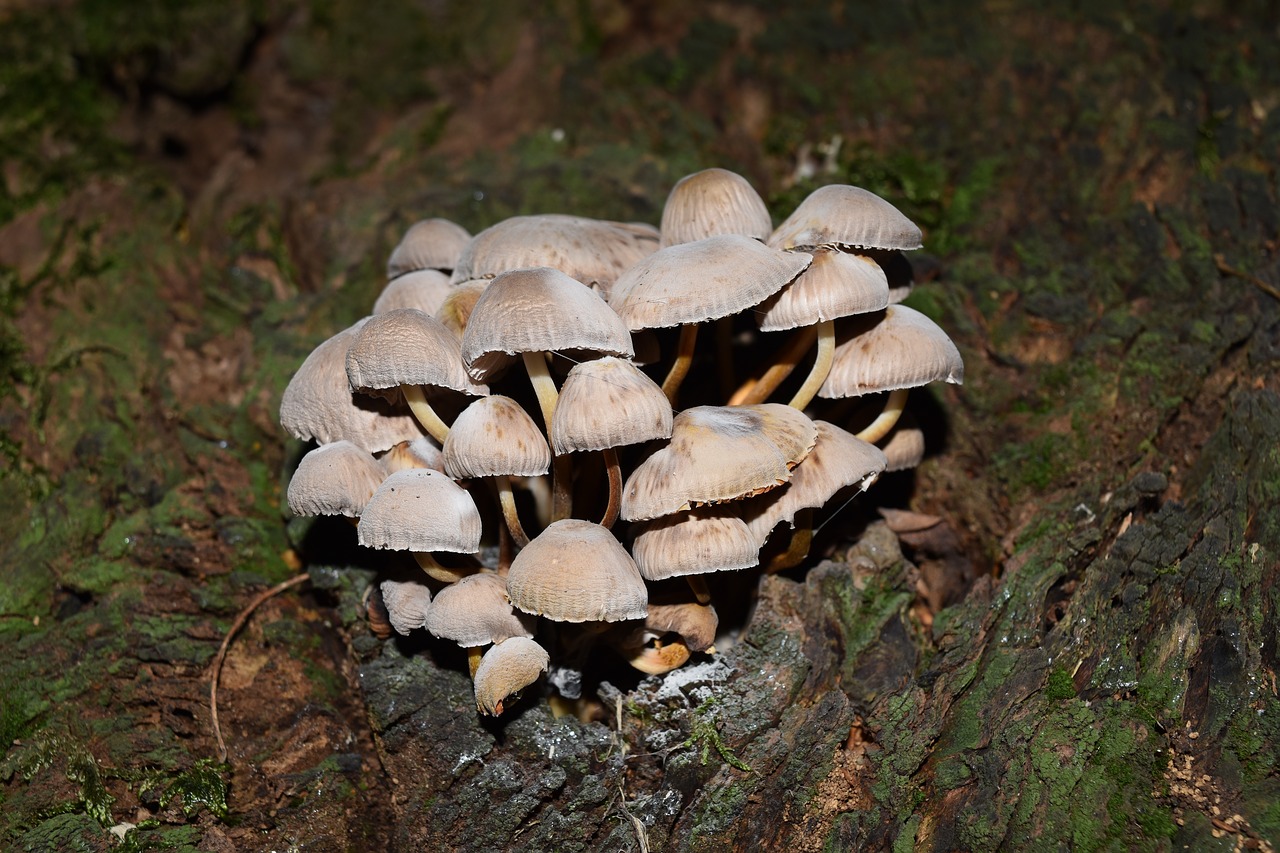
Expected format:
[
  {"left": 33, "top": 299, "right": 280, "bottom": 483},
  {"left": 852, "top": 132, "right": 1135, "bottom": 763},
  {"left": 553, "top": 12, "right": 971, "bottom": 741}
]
[
  {"left": 379, "top": 579, "right": 433, "bottom": 636},
  {"left": 279, "top": 320, "right": 427, "bottom": 453},
  {"left": 879, "top": 413, "right": 926, "bottom": 472},
  {"left": 345, "top": 308, "right": 487, "bottom": 396},
  {"left": 443, "top": 395, "right": 551, "bottom": 479},
  {"left": 621, "top": 404, "right": 818, "bottom": 521},
  {"left": 819, "top": 305, "right": 964, "bottom": 398},
  {"left": 659, "top": 168, "right": 773, "bottom": 248},
  {"left": 461, "top": 267, "right": 633, "bottom": 382},
  {"left": 287, "top": 440, "right": 387, "bottom": 518},
  {"left": 506, "top": 519, "right": 648, "bottom": 623},
  {"left": 639, "top": 601, "right": 719, "bottom": 653},
  {"left": 610, "top": 235, "right": 812, "bottom": 331},
  {"left": 743, "top": 421, "right": 887, "bottom": 545},
  {"left": 435, "top": 279, "right": 487, "bottom": 341},
  {"left": 357, "top": 468, "right": 482, "bottom": 553},
  {"left": 373, "top": 269, "right": 452, "bottom": 316},
  {"left": 757, "top": 247, "right": 890, "bottom": 332},
  {"left": 424, "top": 572, "right": 536, "bottom": 647},
  {"left": 630, "top": 507, "right": 760, "bottom": 581},
  {"left": 449, "top": 214, "right": 659, "bottom": 295},
  {"left": 550, "top": 356, "right": 673, "bottom": 454},
  {"left": 768, "top": 184, "right": 923, "bottom": 251},
  {"left": 474, "top": 636, "right": 550, "bottom": 716},
  {"left": 386, "top": 218, "right": 472, "bottom": 278},
  {"left": 380, "top": 437, "right": 445, "bottom": 474}
]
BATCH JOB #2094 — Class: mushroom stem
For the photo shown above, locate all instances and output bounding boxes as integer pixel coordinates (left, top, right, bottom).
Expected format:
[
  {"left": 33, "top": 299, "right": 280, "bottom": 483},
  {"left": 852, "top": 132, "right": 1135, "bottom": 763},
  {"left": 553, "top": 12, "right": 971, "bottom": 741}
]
[
  {"left": 601, "top": 447, "right": 621, "bottom": 529},
  {"left": 715, "top": 317, "right": 736, "bottom": 399},
  {"left": 401, "top": 383, "right": 451, "bottom": 444},
  {"left": 765, "top": 509, "right": 814, "bottom": 573},
  {"left": 498, "top": 522, "right": 512, "bottom": 575},
  {"left": 414, "top": 551, "right": 478, "bottom": 584},
  {"left": 521, "top": 351, "right": 573, "bottom": 521},
  {"left": 686, "top": 575, "right": 712, "bottom": 605},
  {"left": 787, "top": 320, "right": 835, "bottom": 411},
  {"left": 855, "top": 387, "right": 910, "bottom": 444},
  {"left": 729, "top": 324, "right": 818, "bottom": 405},
  {"left": 661, "top": 323, "right": 699, "bottom": 404},
  {"left": 495, "top": 475, "right": 531, "bottom": 548},
  {"left": 466, "top": 645, "right": 484, "bottom": 679}
]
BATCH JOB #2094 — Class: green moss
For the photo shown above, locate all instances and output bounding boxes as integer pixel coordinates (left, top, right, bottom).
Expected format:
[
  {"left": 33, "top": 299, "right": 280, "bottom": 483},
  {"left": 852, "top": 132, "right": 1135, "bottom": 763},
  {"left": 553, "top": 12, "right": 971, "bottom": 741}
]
[
  {"left": 1045, "top": 668, "right": 1077, "bottom": 701},
  {"left": 158, "top": 760, "right": 229, "bottom": 820}
]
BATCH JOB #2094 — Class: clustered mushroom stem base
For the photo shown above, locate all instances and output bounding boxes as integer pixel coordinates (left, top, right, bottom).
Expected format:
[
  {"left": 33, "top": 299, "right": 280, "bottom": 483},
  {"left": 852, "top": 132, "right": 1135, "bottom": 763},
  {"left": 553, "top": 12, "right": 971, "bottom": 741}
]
[
  {"left": 401, "top": 383, "right": 451, "bottom": 444},
  {"left": 729, "top": 324, "right": 819, "bottom": 406},
  {"left": 601, "top": 447, "right": 621, "bottom": 529},
  {"left": 521, "top": 351, "right": 572, "bottom": 521},
  {"left": 787, "top": 320, "right": 835, "bottom": 411},
  {"left": 661, "top": 324, "right": 699, "bottom": 405},
  {"left": 496, "top": 475, "right": 531, "bottom": 549},
  {"left": 855, "top": 387, "right": 910, "bottom": 444}
]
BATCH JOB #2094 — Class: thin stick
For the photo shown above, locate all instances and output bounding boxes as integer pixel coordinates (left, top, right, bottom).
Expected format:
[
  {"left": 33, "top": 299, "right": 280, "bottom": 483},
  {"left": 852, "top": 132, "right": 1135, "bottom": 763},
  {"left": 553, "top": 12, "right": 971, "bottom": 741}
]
[
  {"left": 1215, "top": 253, "right": 1280, "bottom": 301},
  {"left": 210, "top": 572, "right": 309, "bottom": 763}
]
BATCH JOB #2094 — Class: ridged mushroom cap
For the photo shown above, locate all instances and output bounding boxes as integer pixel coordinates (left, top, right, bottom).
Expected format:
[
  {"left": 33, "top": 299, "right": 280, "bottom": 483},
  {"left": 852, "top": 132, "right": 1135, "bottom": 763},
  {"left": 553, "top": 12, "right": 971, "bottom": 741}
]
[
  {"left": 507, "top": 519, "right": 648, "bottom": 623},
  {"left": 279, "top": 319, "right": 427, "bottom": 453},
  {"left": 819, "top": 305, "right": 964, "bottom": 398},
  {"left": 474, "top": 636, "right": 550, "bottom": 716},
  {"left": 435, "top": 279, "right": 487, "bottom": 341},
  {"left": 768, "top": 184, "right": 923, "bottom": 251},
  {"left": 346, "top": 308, "right": 488, "bottom": 396},
  {"left": 450, "top": 214, "right": 659, "bottom": 295},
  {"left": 386, "top": 218, "right": 471, "bottom": 278},
  {"left": 287, "top": 440, "right": 386, "bottom": 518},
  {"left": 616, "top": 601, "right": 719, "bottom": 654},
  {"left": 380, "top": 437, "right": 445, "bottom": 474},
  {"left": 621, "top": 404, "right": 818, "bottom": 521},
  {"left": 424, "top": 572, "right": 535, "bottom": 647},
  {"left": 630, "top": 507, "right": 760, "bottom": 581},
  {"left": 879, "top": 413, "right": 926, "bottom": 472},
  {"left": 659, "top": 168, "right": 773, "bottom": 248},
  {"left": 357, "top": 468, "right": 482, "bottom": 553},
  {"left": 550, "top": 356, "right": 673, "bottom": 453},
  {"left": 379, "top": 579, "right": 433, "bottom": 636},
  {"left": 443, "top": 395, "right": 551, "bottom": 479},
  {"left": 373, "top": 269, "right": 452, "bottom": 316},
  {"left": 610, "top": 235, "right": 811, "bottom": 331},
  {"left": 743, "top": 421, "right": 887, "bottom": 546},
  {"left": 462, "top": 267, "right": 633, "bottom": 382},
  {"left": 756, "top": 248, "right": 890, "bottom": 331}
]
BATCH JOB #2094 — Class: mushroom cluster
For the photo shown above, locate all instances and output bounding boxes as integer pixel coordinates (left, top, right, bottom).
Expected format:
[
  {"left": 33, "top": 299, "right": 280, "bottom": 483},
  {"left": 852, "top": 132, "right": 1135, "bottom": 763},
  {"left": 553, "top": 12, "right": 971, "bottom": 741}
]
[{"left": 281, "top": 170, "right": 963, "bottom": 717}]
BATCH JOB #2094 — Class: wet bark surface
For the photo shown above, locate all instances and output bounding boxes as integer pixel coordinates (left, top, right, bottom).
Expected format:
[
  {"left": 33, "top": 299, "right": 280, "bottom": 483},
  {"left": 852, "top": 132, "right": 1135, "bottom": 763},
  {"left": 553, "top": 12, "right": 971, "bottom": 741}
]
[{"left": 0, "top": 1, "right": 1277, "bottom": 850}]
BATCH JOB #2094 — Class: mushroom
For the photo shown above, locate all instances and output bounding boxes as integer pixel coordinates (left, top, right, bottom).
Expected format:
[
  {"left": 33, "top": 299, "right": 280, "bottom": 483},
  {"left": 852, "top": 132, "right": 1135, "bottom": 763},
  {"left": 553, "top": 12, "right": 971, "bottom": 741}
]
[
  {"left": 506, "top": 519, "right": 648, "bottom": 624},
  {"left": 473, "top": 636, "right": 550, "bottom": 716},
  {"left": 379, "top": 579, "right": 434, "bottom": 635},
  {"left": 380, "top": 436, "right": 445, "bottom": 474},
  {"left": 434, "top": 279, "right": 487, "bottom": 341},
  {"left": 357, "top": 468, "right": 483, "bottom": 583},
  {"left": 287, "top": 440, "right": 387, "bottom": 519},
  {"left": 879, "top": 413, "right": 926, "bottom": 472},
  {"left": 630, "top": 506, "right": 760, "bottom": 603},
  {"left": 659, "top": 167, "right": 772, "bottom": 248},
  {"left": 386, "top": 217, "right": 472, "bottom": 279},
  {"left": 424, "top": 572, "right": 536, "bottom": 676},
  {"left": 767, "top": 184, "right": 923, "bottom": 252},
  {"left": 608, "top": 600, "right": 719, "bottom": 674},
  {"left": 373, "top": 268, "right": 452, "bottom": 316},
  {"left": 610, "top": 235, "right": 811, "bottom": 403},
  {"left": 344, "top": 307, "right": 488, "bottom": 444}
]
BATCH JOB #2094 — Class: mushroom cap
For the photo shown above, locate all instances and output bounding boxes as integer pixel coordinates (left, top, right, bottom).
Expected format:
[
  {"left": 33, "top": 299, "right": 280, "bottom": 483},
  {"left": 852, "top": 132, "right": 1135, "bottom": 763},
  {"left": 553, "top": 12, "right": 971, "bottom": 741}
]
[
  {"left": 379, "top": 579, "right": 433, "bottom": 636},
  {"left": 621, "top": 404, "right": 818, "bottom": 521},
  {"left": 550, "top": 356, "right": 673, "bottom": 453},
  {"left": 623, "top": 601, "right": 719, "bottom": 653},
  {"left": 506, "top": 519, "right": 648, "bottom": 623},
  {"left": 743, "top": 421, "right": 887, "bottom": 546},
  {"left": 386, "top": 218, "right": 472, "bottom": 278},
  {"left": 768, "top": 184, "right": 923, "bottom": 251},
  {"left": 819, "top": 305, "right": 964, "bottom": 398},
  {"left": 443, "top": 395, "right": 551, "bottom": 479},
  {"left": 287, "top": 440, "right": 387, "bottom": 518},
  {"left": 279, "top": 320, "right": 427, "bottom": 453},
  {"left": 879, "top": 413, "right": 926, "bottom": 472},
  {"left": 434, "top": 279, "right": 487, "bottom": 341},
  {"left": 450, "top": 214, "right": 659, "bottom": 295},
  {"left": 461, "top": 267, "right": 634, "bottom": 382},
  {"left": 373, "top": 269, "right": 452, "bottom": 316},
  {"left": 610, "top": 234, "right": 811, "bottom": 331},
  {"left": 473, "top": 636, "right": 550, "bottom": 716},
  {"left": 756, "top": 247, "right": 890, "bottom": 332},
  {"left": 631, "top": 507, "right": 760, "bottom": 581},
  {"left": 357, "top": 468, "right": 482, "bottom": 553},
  {"left": 424, "top": 572, "right": 536, "bottom": 647},
  {"left": 345, "top": 308, "right": 488, "bottom": 396},
  {"left": 659, "top": 168, "right": 773, "bottom": 248},
  {"left": 380, "top": 436, "right": 445, "bottom": 474},
  {"left": 869, "top": 248, "right": 915, "bottom": 304}
]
